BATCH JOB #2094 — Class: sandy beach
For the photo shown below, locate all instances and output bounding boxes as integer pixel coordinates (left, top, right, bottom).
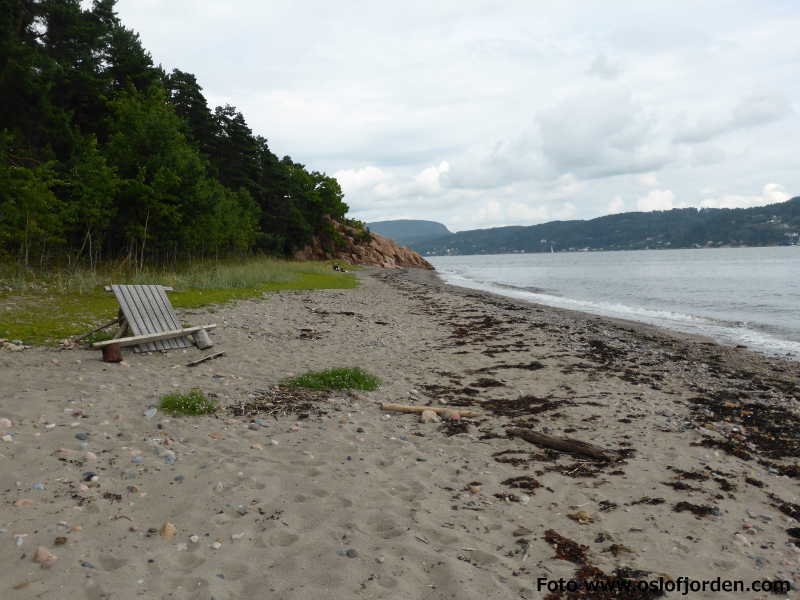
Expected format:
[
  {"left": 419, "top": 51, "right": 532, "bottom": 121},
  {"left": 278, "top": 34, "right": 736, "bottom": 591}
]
[{"left": 1, "top": 268, "right": 799, "bottom": 599}]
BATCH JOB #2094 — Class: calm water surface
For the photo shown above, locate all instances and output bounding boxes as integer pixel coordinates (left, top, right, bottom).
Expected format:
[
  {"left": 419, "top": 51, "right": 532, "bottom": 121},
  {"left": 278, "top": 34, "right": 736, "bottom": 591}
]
[{"left": 429, "top": 247, "right": 800, "bottom": 361}]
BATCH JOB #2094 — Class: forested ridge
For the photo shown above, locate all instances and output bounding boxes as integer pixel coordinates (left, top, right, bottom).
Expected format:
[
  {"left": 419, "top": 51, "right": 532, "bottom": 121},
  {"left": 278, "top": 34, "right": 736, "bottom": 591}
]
[
  {"left": 1, "top": 0, "right": 361, "bottom": 269},
  {"left": 411, "top": 198, "right": 800, "bottom": 255}
]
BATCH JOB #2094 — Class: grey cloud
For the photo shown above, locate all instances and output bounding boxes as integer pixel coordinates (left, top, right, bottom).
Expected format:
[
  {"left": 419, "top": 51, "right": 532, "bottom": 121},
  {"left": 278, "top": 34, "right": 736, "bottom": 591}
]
[
  {"left": 674, "top": 94, "right": 792, "bottom": 144},
  {"left": 115, "top": 0, "right": 800, "bottom": 230},
  {"left": 587, "top": 55, "right": 622, "bottom": 79}
]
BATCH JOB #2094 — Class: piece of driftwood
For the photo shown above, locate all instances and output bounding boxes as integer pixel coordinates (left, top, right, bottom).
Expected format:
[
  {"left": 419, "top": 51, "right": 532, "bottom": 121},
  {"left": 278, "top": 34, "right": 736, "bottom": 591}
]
[
  {"left": 92, "top": 324, "right": 217, "bottom": 349},
  {"left": 381, "top": 403, "right": 479, "bottom": 418},
  {"left": 185, "top": 351, "right": 225, "bottom": 367},
  {"left": 102, "top": 343, "right": 123, "bottom": 362},
  {"left": 507, "top": 428, "right": 613, "bottom": 461},
  {"left": 73, "top": 318, "right": 119, "bottom": 344}
]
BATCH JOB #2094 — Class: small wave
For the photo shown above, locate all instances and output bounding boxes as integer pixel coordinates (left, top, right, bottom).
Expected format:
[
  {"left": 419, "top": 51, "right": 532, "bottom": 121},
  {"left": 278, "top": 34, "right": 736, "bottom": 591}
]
[{"left": 436, "top": 268, "right": 800, "bottom": 360}]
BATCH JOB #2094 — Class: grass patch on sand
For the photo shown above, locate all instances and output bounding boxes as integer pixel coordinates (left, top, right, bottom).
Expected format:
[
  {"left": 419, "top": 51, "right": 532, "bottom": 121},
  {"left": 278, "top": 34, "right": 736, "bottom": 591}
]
[
  {"left": 283, "top": 367, "right": 382, "bottom": 391},
  {"left": 159, "top": 390, "right": 218, "bottom": 416},
  {"left": 0, "top": 257, "right": 357, "bottom": 345}
]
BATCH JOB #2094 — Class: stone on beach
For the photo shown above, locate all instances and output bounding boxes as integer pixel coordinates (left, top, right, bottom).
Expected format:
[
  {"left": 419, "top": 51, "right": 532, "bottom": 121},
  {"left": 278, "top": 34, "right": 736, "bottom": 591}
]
[
  {"left": 420, "top": 409, "right": 440, "bottom": 423},
  {"left": 33, "top": 546, "right": 58, "bottom": 568},
  {"left": 160, "top": 522, "right": 177, "bottom": 539}
]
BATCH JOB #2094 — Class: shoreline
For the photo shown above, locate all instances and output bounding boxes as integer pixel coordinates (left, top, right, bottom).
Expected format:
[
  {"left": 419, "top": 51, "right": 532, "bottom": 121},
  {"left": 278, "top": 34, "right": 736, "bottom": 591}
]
[
  {"left": 1, "top": 268, "right": 799, "bottom": 599},
  {"left": 427, "top": 247, "right": 800, "bottom": 364},
  {"left": 414, "top": 266, "right": 800, "bottom": 376}
]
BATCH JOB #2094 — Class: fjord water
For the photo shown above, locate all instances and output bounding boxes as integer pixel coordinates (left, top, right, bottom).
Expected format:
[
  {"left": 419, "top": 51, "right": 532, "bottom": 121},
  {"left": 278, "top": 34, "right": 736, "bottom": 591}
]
[{"left": 429, "top": 247, "right": 800, "bottom": 361}]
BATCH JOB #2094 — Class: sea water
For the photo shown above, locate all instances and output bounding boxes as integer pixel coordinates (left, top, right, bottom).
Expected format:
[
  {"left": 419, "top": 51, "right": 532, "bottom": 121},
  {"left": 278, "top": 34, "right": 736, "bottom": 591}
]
[{"left": 428, "top": 247, "right": 800, "bottom": 361}]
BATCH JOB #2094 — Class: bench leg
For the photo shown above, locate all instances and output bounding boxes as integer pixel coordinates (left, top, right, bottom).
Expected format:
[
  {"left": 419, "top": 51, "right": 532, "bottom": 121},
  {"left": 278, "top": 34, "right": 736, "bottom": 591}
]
[{"left": 192, "top": 329, "right": 214, "bottom": 350}]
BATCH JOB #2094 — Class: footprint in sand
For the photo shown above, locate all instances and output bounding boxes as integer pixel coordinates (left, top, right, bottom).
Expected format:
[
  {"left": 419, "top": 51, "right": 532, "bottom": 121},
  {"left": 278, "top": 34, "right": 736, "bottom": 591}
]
[
  {"left": 365, "top": 513, "right": 405, "bottom": 539},
  {"left": 271, "top": 531, "right": 300, "bottom": 547},
  {"left": 177, "top": 553, "right": 206, "bottom": 570},
  {"left": 98, "top": 555, "right": 128, "bottom": 571},
  {"left": 85, "top": 582, "right": 109, "bottom": 600},
  {"left": 214, "top": 561, "right": 250, "bottom": 581},
  {"left": 311, "top": 487, "right": 329, "bottom": 498}
]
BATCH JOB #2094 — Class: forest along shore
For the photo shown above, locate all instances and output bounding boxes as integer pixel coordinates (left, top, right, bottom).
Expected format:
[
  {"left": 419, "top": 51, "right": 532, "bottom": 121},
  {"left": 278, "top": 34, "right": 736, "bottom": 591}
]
[{"left": 1, "top": 268, "right": 799, "bottom": 599}]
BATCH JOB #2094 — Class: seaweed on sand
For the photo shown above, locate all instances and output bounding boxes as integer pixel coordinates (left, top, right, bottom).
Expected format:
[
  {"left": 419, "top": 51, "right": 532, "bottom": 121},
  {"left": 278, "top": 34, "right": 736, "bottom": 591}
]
[
  {"left": 230, "top": 386, "right": 330, "bottom": 419},
  {"left": 482, "top": 395, "right": 569, "bottom": 418},
  {"left": 501, "top": 475, "right": 541, "bottom": 490},
  {"left": 544, "top": 530, "right": 590, "bottom": 564},
  {"left": 688, "top": 391, "right": 800, "bottom": 460},
  {"left": 543, "top": 532, "right": 667, "bottom": 599},
  {"left": 672, "top": 502, "right": 720, "bottom": 518}
]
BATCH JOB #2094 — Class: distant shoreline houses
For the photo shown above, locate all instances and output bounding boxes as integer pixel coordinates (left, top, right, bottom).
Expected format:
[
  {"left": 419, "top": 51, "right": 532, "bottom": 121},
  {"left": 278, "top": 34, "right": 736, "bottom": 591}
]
[{"left": 398, "top": 198, "right": 800, "bottom": 256}]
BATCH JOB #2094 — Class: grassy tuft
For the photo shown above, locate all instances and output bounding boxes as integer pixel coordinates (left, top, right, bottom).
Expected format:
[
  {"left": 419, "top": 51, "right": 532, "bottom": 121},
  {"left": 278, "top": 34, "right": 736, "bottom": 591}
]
[
  {"left": 0, "top": 257, "right": 357, "bottom": 345},
  {"left": 159, "top": 390, "right": 218, "bottom": 416},
  {"left": 283, "top": 367, "right": 382, "bottom": 391}
]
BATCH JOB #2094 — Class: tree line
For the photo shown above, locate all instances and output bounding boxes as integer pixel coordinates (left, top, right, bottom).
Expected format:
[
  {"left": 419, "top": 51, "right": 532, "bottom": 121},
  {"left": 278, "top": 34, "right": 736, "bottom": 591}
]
[
  {"left": 1, "top": 0, "right": 357, "bottom": 269},
  {"left": 410, "top": 198, "right": 800, "bottom": 255}
]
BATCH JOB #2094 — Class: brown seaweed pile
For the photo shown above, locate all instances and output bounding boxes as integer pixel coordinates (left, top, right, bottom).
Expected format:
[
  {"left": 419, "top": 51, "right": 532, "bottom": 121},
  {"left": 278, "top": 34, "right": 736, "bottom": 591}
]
[
  {"left": 672, "top": 501, "right": 720, "bottom": 518},
  {"left": 688, "top": 390, "right": 800, "bottom": 460},
  {"left": 543, "top": 531, "right": 666, "bottom": 599}
]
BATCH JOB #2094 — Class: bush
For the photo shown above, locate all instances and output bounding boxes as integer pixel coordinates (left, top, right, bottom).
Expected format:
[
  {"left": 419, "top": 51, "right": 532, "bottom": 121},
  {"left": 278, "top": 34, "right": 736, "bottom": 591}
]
[
  {"left": 283, "top": 367, "right": 381, "bottom": 391},
  {"left": 159, "top": 389, "right": 218, "bottom": 415}
]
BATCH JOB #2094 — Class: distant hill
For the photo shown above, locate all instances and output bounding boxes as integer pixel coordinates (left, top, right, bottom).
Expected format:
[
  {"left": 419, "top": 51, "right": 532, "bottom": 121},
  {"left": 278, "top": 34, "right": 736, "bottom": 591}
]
[
  {"left": 409, "top": 197, "right": 800, "bottom": 255},
  {"left": 367, "top": 220, "right": 452, "bottom": 246}
]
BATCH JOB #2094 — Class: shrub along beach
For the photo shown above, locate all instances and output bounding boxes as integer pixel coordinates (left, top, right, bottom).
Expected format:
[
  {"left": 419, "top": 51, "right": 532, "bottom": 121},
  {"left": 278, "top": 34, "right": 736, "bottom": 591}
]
[{"left": 1, "top": 268, "right": 799, "bottom": 598}]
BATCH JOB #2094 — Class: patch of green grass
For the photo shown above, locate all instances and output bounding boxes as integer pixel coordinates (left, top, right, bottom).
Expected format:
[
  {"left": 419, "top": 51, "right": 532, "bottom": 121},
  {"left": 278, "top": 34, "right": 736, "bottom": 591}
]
[
  {"left": 0, "top": 257, "right": 357, "bottom": 345},
  {"left": 159, "top": 390, "right": 218, "bottom": 416},
  {"left": 283, "top": 367, "right": 382, "bottom": 391}
]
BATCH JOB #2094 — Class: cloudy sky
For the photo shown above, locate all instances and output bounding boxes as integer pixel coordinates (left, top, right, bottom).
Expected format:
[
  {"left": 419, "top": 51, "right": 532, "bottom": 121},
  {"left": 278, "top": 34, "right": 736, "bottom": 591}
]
[{"left": 116, "top": 0, "right": 799, "bottom": 231}]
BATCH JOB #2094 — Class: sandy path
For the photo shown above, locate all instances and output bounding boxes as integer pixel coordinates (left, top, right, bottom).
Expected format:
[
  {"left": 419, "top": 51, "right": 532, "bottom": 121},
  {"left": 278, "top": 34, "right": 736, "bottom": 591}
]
[{"left": 1, "top": 268, "right": 799, "bottom": 599}]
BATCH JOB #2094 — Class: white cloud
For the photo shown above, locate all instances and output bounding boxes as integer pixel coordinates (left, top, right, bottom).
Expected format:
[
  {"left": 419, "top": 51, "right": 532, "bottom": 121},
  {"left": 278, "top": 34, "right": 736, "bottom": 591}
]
[
  {"left": 334, "top": 166, "right": 387, "bottom": 192},
  {"left": 699, "top": 183, "right": 790, "bottom": 209},
  {"left": 413, "top": 161, "right": 450, "bottom": 195},
  {"left": 607, "top": 196, "right": 625, "bottom": 214},
  {"left": 637, "top": 189, "right": 682, "bottom": 212},
  {"left": 638, "top": 173, "right": 659, "bottom": 187}
]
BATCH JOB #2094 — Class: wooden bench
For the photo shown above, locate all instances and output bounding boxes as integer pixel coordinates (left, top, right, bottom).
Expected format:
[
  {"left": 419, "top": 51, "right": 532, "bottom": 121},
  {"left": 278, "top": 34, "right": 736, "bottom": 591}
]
[{"left": 97, "top": 284, "right": 214, "bottom": 353}]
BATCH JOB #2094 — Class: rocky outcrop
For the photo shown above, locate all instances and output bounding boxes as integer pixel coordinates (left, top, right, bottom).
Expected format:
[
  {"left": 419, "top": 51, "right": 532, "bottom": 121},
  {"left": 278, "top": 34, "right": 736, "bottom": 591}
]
[{"left": 294, "top": 220, "right": 434, "bottom": 269}]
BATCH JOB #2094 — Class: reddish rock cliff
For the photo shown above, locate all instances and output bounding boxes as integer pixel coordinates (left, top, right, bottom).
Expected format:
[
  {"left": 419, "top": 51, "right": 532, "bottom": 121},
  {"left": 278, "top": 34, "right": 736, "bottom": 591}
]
[{"left": 293, "top": 220, "right": 434, "bottom": 269}]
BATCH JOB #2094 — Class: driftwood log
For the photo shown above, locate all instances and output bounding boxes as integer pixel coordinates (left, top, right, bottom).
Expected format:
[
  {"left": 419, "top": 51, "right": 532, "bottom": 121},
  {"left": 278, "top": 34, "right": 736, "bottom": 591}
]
[
  {"left": 507, "top": 428, "right": 614, "bottom": 461},
  {"left": 185, "top": 351, "right": 225, "bottom": 367},
  {"left": 381, "top": 403, "right": 479, "bottom": 418}
]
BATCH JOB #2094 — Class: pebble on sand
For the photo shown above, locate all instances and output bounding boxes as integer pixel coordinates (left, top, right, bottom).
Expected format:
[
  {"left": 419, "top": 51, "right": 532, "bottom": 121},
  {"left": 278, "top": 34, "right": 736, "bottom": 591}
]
[
  {"left": 420, "top": 410, "right": 440, "bottom": 424},
  {"left": 0, "top": 417, "right": 12, "bottom": 428},
  {"left": 160, "top": 522, "right": 177, "bottom": 539},
  {"left": 33, "top": 546, "right": 58, "bottom": 568},
  {"left": 14, "top": 498, "right": 34, "bottom": 507}
]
